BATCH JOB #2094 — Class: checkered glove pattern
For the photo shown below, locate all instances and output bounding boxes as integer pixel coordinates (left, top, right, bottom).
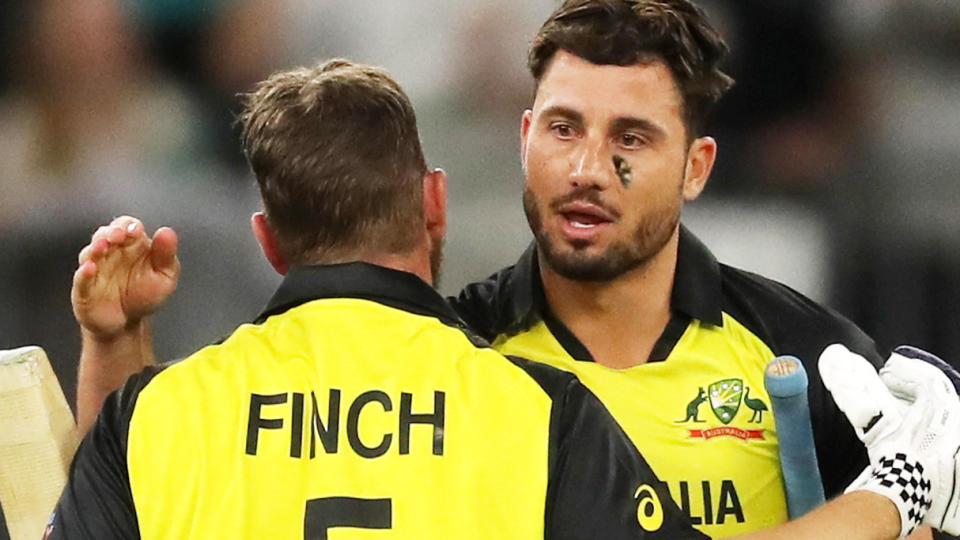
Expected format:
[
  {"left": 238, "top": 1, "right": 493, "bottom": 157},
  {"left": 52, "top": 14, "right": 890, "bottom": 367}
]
[
  {"left": 884, "top": 347, "right": 960, "bottom": 536},
  {"left": 819, "top": 344, "right": 960, "bottom": 537},
  {"left": 847, "top": 452, "right": 933, "bottom": 535}
]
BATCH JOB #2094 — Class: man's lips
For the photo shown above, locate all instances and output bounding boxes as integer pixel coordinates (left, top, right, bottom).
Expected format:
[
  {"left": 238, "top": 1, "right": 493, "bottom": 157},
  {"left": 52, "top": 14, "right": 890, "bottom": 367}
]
[
  {"left": 556, "top": 201, "right": 618, "bottom": 225},
  {"left": 552, "top": 201, "right": 618, "bottom": 238},
  {"left": 565, "top": 212, "right": 606, "bottom": 227}
]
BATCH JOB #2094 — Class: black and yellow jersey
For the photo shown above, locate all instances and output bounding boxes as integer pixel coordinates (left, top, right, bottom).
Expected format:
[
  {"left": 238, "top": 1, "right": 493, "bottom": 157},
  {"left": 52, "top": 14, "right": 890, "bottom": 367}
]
[
  {"left": 454, "top": 227, "right": 884, "bottom": 538},
  {"left": 49, "top": 263, "right": 705, "bottom": 539}
]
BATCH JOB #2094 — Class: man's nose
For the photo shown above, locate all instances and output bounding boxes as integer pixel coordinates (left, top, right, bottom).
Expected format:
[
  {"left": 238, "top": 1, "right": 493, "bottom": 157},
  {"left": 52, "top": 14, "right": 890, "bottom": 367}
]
[{"left": 569, "top": 135, "right": 614, "bottom": 189}]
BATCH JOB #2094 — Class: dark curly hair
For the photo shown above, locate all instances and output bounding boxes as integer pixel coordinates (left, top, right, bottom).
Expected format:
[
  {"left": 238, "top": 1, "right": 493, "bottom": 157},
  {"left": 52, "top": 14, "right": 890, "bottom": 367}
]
[{"left": 529, "top": 0, "right": 734, "bottom": 139}]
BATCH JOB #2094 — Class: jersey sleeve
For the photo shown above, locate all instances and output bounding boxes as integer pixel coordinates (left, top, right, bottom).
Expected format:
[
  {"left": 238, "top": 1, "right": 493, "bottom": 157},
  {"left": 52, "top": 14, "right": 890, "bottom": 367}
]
[
  {"left": 547, "top": 380, "right": 708, "bottom": 539},
  {"left": 47, "top": 367, "right": 163, "bottom": 540},
  {"left": 506, "top": 356, "right": 707, "bottom": 539}
]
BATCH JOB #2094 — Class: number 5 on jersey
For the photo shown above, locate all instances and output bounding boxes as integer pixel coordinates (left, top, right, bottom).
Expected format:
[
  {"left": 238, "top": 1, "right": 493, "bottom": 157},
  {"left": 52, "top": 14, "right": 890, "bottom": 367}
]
[{"left": 304, "top": 497, "right": 392, "bottom": 539}]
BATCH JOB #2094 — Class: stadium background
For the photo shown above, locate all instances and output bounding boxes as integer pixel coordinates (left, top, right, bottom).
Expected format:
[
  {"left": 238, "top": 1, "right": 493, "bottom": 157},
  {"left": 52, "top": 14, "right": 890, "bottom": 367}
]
[{"left": 0, "top": 0, "right": 958, "bottom": 408}]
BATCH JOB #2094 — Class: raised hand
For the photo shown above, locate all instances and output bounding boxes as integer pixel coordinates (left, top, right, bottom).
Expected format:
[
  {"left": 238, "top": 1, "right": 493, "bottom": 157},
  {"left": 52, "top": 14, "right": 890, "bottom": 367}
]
[{"left": 72, "top": 216, "right": 180, "bottom": 340}]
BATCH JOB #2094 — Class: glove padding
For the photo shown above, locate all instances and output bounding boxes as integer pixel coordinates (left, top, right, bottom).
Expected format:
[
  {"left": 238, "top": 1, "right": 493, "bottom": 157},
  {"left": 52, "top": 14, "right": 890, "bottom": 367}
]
[
  {"left": 819, "top": 344, "right": 960, "bottom": 537},
  {"left": 883, "top": 346, "right": 960, "bottom": 535},
  {"left": 893, "top": 345, "right": 960, "bottom": 395}
]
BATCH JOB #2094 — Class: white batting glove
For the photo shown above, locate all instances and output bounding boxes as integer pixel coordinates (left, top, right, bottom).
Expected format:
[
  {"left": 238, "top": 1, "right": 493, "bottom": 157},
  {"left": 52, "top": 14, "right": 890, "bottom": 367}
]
[
  {"left": 819, "top": 344, "right": 960, "bottom": 537},
  {"left": 881, "top": 346, "right": 960, "bottom": 535}
]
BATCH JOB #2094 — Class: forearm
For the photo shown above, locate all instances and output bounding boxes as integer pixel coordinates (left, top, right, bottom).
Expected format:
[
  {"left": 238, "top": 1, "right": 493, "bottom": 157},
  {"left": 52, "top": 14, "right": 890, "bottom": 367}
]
[
  {"left": 76, "top": 320, "right": 155, "bottom": 435},
  {"left": 737, "top": 491, "right": 900, "bottom": 540}
]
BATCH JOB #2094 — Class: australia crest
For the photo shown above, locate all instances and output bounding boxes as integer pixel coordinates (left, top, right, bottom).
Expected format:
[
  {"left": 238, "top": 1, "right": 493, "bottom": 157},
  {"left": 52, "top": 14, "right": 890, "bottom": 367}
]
[{"left": 708, "top": 378, "right": 742, "bottom": 425}]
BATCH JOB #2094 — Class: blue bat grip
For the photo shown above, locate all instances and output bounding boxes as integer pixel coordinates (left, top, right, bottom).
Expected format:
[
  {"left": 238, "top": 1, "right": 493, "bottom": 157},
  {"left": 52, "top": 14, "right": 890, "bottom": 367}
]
[{"left": 765, "top": 355, "right": 826, "bottom": 519}]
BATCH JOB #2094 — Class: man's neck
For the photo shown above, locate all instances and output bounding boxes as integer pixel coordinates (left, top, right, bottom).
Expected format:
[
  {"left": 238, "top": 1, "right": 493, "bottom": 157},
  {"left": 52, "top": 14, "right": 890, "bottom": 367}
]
[
  {"left": 539, "top": 231, "right": 680, "bottom": 369},
  {"left": 365, "top": 250, "right": 433, "bottom": 285},
  {"left": 307, "top": 242, "right": 435, "bottom": 287}
]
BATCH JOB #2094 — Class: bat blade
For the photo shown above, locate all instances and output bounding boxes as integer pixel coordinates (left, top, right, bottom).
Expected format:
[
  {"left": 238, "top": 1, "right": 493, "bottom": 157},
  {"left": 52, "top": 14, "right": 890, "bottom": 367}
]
[
  {"left": 765, "top": 355, "right": 826, "bottom": 519},
  {"left": 0, "top": 346, "right": 79, "bottom": 540}
]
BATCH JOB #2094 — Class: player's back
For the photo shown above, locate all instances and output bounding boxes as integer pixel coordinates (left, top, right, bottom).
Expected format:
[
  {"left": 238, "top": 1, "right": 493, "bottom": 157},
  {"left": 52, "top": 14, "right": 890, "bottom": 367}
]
[
  {"left": 128, "top": 297, "right": 556, "bottom": 538},
  {"left": 51, "top": 264, "right": 703, "bottom": 539}
]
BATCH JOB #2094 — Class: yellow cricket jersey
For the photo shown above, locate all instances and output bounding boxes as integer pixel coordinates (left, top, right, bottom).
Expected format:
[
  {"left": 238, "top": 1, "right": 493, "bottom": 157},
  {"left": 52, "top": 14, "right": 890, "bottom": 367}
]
[
  {"left": 50, "top": 263, "right": 706, "bottom": 539},
  {"left": 453, "top": 227, "right": 884, "bottom": 538}
]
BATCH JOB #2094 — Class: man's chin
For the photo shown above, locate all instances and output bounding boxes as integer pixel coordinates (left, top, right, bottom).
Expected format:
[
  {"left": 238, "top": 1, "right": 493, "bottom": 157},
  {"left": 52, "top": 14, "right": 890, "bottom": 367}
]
[
  {"left": 540, "top": 246, "right": 643, "bottom": 283},
  {"left": 565, "top": 238, "right": 595, "bottom": 251}
]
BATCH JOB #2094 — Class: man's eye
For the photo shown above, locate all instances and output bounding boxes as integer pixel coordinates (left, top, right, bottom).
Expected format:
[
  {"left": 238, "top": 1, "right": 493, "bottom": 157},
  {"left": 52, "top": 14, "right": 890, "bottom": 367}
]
[
  {"left": 551, "top": 124, "right": 574, "bottom": 138},
  {"left": 620, "top": 133, "right": 644, "bottom": 147}
]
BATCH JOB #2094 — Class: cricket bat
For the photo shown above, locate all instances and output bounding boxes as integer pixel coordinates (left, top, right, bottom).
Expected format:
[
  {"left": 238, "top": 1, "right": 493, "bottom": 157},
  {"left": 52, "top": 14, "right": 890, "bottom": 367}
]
[
  {"left": 0, "top": 346, "right": 79, "bottom": 540},
  {"left": 765, "top": 355, "right": 825, "bottom": 519}
]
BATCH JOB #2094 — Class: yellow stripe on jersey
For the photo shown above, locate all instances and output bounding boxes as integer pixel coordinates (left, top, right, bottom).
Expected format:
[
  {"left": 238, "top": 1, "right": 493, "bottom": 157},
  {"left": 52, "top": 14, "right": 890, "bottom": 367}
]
[
  {"left": 494, "top": 312, "right": 787, "bottom": 538},
  {"left": 128, "top": 298, "right": 553, "bottom": 539}
]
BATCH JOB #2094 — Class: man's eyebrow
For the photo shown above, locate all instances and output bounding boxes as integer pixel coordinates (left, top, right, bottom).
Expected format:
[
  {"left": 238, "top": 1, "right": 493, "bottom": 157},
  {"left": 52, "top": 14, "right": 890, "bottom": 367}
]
[
  {"left": 610, "top": 117, "right": 667, "bottom": 140},
  {"left": 539, "top": 105, "right": 585, "bottom": 125}
]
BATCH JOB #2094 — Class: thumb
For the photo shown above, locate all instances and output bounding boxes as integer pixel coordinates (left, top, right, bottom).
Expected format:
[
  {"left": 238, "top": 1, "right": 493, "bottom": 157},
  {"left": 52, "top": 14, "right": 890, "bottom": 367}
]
[
  {"left": 819, "top": 343, "right": 900, "bottom": 442},
  {"left": 150, "top": 227, "right": 180, "bottom": 277}
]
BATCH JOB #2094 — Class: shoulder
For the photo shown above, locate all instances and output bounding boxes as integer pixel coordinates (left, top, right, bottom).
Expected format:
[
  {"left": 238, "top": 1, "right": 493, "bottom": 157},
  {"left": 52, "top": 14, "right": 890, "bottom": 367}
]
[
  {"left": 47, "top": 362, "right": 176, "bottom": 539},
  {"left": 104, "top": 363, "right": 176, "bottom": 442},
  {"left": 717, "top": 264, "right": 884, "bottom": 496},
  {"left": 502, "top": 355, "right": 627, "bottom": 452},
  {"left": 452, "top": 252, "right": 538, "bottom": 340},
  {"left": 500, "top": 355, "right": 611, "bottom": 436},
  {"left": 717, "top": 263, "right": 883, "bottom": 366},
  {"left": 503, "top": 354, "right": 579, "bottom": 399}
]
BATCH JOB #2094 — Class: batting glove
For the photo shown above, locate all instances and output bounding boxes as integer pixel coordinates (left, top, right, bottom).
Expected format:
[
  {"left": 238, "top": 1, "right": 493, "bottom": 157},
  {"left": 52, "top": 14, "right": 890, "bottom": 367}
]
[
  {"left": 881, "top": 346, "right": 960, "bottom": 535},
  {"left": 819, "top": 344, "right": 960, "bottom": 537}
]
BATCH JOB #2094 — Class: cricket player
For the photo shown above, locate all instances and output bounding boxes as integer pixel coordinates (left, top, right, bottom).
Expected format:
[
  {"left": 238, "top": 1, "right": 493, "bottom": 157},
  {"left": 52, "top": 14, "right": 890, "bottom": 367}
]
[{"left": 454, "top": 0, "right": 887, "bottom": 535}]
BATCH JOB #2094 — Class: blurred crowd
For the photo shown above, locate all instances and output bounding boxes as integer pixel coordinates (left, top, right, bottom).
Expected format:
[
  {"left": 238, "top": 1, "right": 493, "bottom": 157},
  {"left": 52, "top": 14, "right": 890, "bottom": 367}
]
[{"left": 0, "top": 0, "right": 958, "bottom": 406}]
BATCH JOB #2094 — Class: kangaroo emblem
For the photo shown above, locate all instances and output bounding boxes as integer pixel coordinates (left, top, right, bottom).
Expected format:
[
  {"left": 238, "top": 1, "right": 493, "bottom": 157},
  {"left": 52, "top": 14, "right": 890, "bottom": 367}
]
[{"left": 677, "top": 387, "right": 708, "bottom": 423}]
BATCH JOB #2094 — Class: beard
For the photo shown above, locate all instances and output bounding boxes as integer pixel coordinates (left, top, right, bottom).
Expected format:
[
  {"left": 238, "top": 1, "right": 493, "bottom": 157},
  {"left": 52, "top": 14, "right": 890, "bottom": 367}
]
[
  {"left": 429, "top": 237, "right": 445, "bottom": 289},
  {"left": 522, "top": 186, "right": 680, "bottom": 282}
]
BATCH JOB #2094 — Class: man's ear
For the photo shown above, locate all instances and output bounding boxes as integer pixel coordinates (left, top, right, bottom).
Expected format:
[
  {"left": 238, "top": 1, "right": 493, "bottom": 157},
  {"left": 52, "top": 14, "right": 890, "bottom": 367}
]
[
  {"left": 520, "top": 109, "right": 533, "bottom": 170},
  {"left": 682, "top": 136, "right": 717, "bottom": 201},
  {"left": 423, "top": 169, "right": 447, "bottom": 242},
  {"left": 251, "top": 212, "right": 288, "bottom": 275}
]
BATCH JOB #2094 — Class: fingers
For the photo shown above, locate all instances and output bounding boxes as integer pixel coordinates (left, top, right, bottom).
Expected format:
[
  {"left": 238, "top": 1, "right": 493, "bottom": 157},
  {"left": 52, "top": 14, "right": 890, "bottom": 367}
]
[
  {"left": 881, "top": 352, "right": 960, "bottom": 404},
  {"left": 72, "top": 260, "right": 99, "bottom": 301},
  {"left": 76, "top": 216, "right": 180, "bottom": 280},
  {"left": 80, "top": 216, "right": 147, "bottom": 265},
  {"left": 78, "top": 238, "right": 109, "bottom": 265},
  {"left": 106, "top": 216, "right": 144, "bottom": 245},
  {"left": 91, "top": 216, "right": 145, "bottom": 249},
  {"left": 880, "top": 352, "right": 960, "bottom": 454},
  {"left": 892, "top": 345, "right": 960, "bottom": 394}
]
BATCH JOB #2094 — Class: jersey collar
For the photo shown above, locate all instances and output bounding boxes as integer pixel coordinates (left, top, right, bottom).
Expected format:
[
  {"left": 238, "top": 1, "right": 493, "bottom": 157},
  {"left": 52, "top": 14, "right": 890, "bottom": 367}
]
[
  {"left": 671, "top": 226, "right": 724, "bottom": 327},
  {"left": 255, "top": 263, "right": 466, "bottom": 329},
  {"left": 505, "top": 225, "right": 724, "bottom": 360}
]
